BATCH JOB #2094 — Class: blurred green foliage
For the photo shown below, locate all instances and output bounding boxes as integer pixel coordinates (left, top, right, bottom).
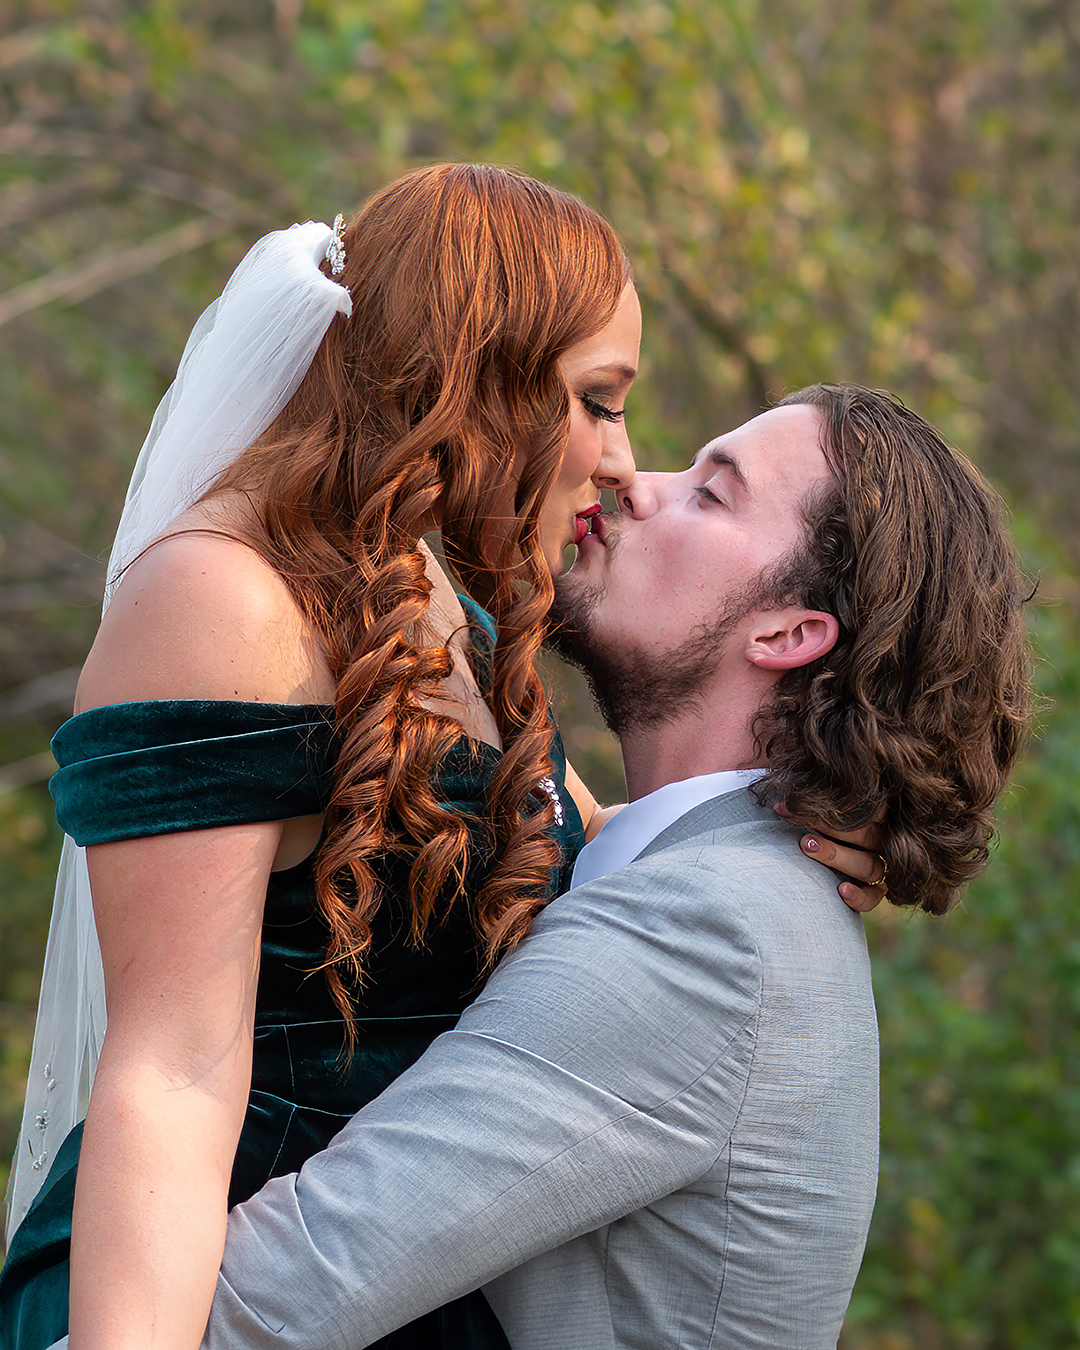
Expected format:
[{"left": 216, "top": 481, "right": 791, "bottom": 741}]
[
  {"left": 848, "top": 575, "right": 1080, "bottom": 1349},
  {"left": 1, "top": 2, "right": 1077, "bottom": 1343}
]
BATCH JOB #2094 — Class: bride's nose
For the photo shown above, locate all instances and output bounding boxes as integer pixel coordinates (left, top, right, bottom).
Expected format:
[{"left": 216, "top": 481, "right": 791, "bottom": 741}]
[{"left": 593, "top": 424, "right": 635, "bottom": 491}]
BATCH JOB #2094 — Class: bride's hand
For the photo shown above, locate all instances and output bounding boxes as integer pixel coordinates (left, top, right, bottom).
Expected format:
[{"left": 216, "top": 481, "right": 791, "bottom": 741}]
[{"left": 775, "top": 804, "right": 889, "bottom": 913}]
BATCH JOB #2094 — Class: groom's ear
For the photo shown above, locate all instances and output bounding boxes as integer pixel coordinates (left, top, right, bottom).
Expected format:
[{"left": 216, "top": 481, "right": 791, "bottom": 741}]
[{"left": 743, "top": 608, "right": 839, "bottom": 671}]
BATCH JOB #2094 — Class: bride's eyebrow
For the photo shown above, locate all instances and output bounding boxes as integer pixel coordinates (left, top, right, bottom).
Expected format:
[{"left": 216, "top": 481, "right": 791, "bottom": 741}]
[{"left": 582, "top": 362, "right": 638, "bottom": 384}]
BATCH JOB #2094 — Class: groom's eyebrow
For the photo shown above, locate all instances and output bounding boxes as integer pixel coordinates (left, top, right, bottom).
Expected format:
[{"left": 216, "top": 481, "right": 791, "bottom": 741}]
[{"left": 699, "top": 445, "right": 750, "bottom": 493}]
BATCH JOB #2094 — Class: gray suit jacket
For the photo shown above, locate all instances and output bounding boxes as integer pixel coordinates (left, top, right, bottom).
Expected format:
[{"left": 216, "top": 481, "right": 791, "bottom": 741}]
[{"left": 203, "top": 789, "right": 879, "bottom": 1350}]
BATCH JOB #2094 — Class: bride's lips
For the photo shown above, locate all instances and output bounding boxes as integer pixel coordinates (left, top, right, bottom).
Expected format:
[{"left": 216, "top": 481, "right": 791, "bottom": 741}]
[{"left": 573, "top": 503, "right": 603, "bottom": 546}]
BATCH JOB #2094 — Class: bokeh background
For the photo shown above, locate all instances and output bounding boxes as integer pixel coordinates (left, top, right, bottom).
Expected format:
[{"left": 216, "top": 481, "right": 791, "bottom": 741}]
[{"left": 1, "top": 2, "right": 1077, "bottom": 1344}]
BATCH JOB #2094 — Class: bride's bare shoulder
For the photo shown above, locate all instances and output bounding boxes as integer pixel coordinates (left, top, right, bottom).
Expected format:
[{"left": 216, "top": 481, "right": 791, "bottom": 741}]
[{"left": 77, "top": 515, "right": 334, "bottom": 712}]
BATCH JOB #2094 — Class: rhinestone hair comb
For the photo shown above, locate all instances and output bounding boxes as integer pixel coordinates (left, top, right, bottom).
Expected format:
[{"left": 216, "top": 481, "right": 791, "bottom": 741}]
[{"left": 327, "top": 213, "right": 347, "bottom": 276}]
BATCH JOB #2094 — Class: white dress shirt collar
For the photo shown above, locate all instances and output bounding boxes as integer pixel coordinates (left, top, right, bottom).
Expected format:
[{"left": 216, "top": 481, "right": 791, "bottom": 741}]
[{"left": 569, "top": 769, "right": 766, "bottom": 891}]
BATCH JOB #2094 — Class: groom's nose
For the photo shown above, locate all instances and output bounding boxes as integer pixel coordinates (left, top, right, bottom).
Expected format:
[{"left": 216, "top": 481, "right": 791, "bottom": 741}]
[{"left": 617, "top": 471, "right": 668, "bottom": 519}]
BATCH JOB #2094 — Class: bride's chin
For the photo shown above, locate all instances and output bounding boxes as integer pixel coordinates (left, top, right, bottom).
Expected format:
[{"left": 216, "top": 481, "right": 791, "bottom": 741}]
[
  {"left": 538, "top": 539, "right": 572, "bottom": 578},
  {"left": 562, "top": 532, "right": 605, "bottom": 575}
]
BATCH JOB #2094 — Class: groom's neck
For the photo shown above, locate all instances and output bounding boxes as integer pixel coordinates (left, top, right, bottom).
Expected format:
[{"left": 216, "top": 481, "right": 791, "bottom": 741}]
[{"left": 618, "top": 689, "right": 766, "bottom": 802}]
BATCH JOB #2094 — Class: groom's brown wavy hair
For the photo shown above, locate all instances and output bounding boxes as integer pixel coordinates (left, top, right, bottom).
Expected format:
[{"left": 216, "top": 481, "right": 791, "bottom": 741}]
[
  {"left": 209, "top": 164, "right": 629, "bottom": 1031},
  {"left": 752, "top": 383, "right": 1032, "bottom": 914}
]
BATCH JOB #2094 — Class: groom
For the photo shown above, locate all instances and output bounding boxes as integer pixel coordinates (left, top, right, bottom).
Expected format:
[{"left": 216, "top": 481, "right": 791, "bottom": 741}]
[{"left": 199, "top": 384, "right": 1028, "bottom": 1348}]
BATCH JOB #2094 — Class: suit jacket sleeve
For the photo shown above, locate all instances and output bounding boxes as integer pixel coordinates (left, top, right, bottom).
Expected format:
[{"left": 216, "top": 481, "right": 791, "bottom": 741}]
[{"left": 203, "top": 852, "right": 763, "bottom": 1350}]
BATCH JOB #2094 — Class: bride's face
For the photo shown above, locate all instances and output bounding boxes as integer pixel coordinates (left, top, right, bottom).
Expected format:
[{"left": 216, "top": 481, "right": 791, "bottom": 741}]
[{"left": 536, "top": 282, "right": 641, "bottom": 575}]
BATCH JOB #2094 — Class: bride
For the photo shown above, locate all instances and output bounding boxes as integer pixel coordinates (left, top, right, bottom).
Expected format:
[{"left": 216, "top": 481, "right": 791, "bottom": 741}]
[{"left": 0, "top": 163, "right": 884, "bottom": 1350}]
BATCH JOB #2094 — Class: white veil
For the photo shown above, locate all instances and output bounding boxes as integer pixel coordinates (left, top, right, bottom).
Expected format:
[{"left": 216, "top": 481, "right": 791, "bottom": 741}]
[{"left": 6, "top": 220, "right": 352, "bottom": 1240}]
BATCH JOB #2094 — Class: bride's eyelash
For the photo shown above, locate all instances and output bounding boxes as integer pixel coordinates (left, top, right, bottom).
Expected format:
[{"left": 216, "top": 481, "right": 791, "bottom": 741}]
[
  {"left": 580, "top": 392, "right": 626, "bottom": 423},
  {"left": 696, "top": 485, "right": 722, "bottom": 504}
]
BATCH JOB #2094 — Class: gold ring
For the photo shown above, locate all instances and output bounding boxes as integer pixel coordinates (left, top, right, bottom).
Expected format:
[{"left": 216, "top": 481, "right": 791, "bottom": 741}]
[{"left": 870, "top": 856, "right": 889, "bottom": 888}]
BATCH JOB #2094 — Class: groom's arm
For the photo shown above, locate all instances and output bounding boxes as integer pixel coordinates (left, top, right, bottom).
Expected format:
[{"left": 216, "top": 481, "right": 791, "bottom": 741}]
[{"left": 203, "top": 854, "right": 762, "bottom": 1350}]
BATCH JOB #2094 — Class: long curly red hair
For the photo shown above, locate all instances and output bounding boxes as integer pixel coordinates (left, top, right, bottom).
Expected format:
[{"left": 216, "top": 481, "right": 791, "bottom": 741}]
[{"left": 208, "top": 164, "right": 629, "bottom": 1028}]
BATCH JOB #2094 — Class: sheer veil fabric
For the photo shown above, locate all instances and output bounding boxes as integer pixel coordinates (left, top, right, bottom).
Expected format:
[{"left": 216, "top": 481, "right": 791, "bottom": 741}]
[{"left": 5, "top": 221, "right": 352, "bottom": 1239}]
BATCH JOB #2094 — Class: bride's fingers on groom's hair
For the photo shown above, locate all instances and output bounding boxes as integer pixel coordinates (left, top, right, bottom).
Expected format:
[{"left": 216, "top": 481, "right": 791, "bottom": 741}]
[
  {"left": 803, "top": 820, "right": 882, "bottom": 849},
  {"left": 773, "top": 801, "right": 882, "bottom": 850},
  {"left": 838, "top": 880, "right": 886, "bottom": 913},
  {"left": 798, "top": 835, "right": 881, "bottom": 881},
  {"left": 772, "top": 807, "right": 886, "bottom": 912},
  {"left": 797, "top": 834, "right": 888, "bottom": 912}
]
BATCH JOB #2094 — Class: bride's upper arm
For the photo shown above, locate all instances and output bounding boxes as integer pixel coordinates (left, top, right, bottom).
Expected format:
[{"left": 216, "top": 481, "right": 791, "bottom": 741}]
[
  {"left": 74, "top": 533, "right": 325, "bottom": 1079},
  {"left": 76, "top": 532, "right": 333, "bottom": 712},
  {"left": 87, "top": 822, "right": 271, "bottom": 1091},
  {"left": 562, "top": 759, "right": 600, "bottom": 836},
  {"left": 562, "top": 760, "right": 629, "bottom": 843}
]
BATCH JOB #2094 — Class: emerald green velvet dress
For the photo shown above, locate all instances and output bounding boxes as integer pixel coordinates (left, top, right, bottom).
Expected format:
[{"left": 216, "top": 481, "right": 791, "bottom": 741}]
[{"left": 0, "top": 600, "right": 585, "bottom": 1349}]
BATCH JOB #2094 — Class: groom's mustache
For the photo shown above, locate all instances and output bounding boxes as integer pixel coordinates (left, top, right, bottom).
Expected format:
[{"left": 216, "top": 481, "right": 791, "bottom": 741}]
[{"left": 590, "top": 511, "right": 623, "bottom": 552}]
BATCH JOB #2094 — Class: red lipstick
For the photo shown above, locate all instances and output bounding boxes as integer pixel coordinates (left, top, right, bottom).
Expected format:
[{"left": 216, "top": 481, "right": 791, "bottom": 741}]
[{"left": 573, "top": 504, "right": 602, "bottom": 545}]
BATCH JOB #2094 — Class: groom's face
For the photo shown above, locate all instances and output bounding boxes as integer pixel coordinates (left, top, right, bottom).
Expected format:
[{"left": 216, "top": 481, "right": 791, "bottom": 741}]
[{"left": 552, "top": 405, "right": 832, "bottom": 724}]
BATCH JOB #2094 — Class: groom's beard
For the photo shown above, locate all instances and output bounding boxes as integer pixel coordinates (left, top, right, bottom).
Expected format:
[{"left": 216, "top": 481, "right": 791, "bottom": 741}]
[
  {"left": 549, "top": 527, "right": 812, "bottom": 738},
  {"left": 549, "top": 564, "right": 740, "bottom": 739}
]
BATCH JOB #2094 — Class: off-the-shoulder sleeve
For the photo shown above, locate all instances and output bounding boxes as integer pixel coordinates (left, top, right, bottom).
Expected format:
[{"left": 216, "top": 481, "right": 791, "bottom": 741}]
[{"left": 50, "top": 700, "right": 335, "bottom": 846}]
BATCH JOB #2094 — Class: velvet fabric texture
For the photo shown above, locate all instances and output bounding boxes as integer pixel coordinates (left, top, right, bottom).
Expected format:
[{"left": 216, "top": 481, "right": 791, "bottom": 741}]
[
  {"left": 0, "top": 599, "right": 585, "bottom": 1350},
  {"left": 49, "top": 699, "right": 334, "bottom": 844}
]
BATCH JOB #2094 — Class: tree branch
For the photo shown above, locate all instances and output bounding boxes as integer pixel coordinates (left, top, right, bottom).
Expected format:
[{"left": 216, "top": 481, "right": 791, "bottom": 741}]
[
  {"left": 660, "top": 257, "right": 774, "bottom": 412},
  {"left": 0, "top": 214, "right": 240, "bottom": 327}
]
